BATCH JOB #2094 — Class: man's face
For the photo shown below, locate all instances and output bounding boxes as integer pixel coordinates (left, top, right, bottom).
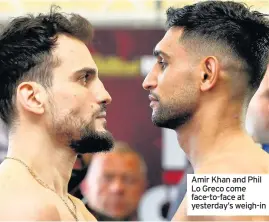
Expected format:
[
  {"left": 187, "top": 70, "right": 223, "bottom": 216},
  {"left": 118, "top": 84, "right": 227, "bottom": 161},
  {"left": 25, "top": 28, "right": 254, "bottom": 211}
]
[
  {"left": 86, "top": 153, "right": 146, "bottom": 219},
  {"left": 142, "top": 27, "right": 199, "bottom": 130},
  {"left": 47, "top": 35, "right": 114, "bottom": 153},
  {"left": 246, "top": 72, "right": 269, "bottom": 143}
]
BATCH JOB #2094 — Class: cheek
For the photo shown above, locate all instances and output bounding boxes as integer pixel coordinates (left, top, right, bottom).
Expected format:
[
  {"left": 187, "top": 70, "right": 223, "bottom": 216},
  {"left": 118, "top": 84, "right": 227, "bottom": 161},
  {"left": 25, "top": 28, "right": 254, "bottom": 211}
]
[
  {"left": 92, "top": 177, "right": 108, "bottom": 195},
  {"left": 248, "top": 101, "right": 268, "bottom": 130},
  {"left": 89, "top": 179, "right": 106, "bottom": 201},
  {"left": 158, "top": 69, "right": 179, "bottom": 94},
  {"left": 52, "top": 85, "right": 97, "bottom": 114},
  {"left": 259, "top": 103, "right": 269, "bottom": 127},
  {"left": 88, "top": 184, "right": 107, "bottom": 208},
  {"left": 250, "top": 98, "right": 266, "bottom": 118},
  {"left": 61, "top": 94, "right": 81, "bottom": 108},
  {"left": 128, "top": 186, "right": 142, "bottom": 197},
  {"left": 51, "top": 84, "right": 82, "bottom": 108},
  {"left": 125, "top": 185, "right": 143, "bottom": 206},
  {"left": 159, "top": 70, "right": 195, "bottom": 102}
]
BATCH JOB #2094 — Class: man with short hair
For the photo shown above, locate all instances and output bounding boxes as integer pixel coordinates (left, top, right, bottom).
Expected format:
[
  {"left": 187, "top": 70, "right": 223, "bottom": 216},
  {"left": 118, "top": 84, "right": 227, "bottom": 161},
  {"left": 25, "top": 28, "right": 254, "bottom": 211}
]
[
  {"left": 168, "top": 69, "right": 269, "bottom": 221},
  {"left": 0, "top": 6, "right": 114, "bottom": 220},
  {"left": 143, "top": 1, "right": 269, "bottom": 220},
  {"left": 83, "top": 141, "right": 147, "bottom": 221}
]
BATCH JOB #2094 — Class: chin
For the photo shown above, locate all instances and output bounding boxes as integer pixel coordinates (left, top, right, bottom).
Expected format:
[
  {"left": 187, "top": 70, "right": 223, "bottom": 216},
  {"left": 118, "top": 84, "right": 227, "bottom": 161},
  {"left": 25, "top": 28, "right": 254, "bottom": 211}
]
[
  {"left": 95, "top": 120, "right": 107, "bottom": 129},
  {"left": 152, "top": 111, "right": 192, "bottom": 130},
  {"left": 95, "top": 126, "right": 107, "bottom": 133}
]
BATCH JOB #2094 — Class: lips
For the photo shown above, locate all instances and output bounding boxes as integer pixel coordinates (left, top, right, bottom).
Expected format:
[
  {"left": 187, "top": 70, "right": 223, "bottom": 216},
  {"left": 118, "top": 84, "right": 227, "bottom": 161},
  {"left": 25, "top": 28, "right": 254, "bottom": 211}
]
[
  {"left": 96, "top": 112, "right": 106, "bottom": 118},
  {"left": 148, "top": 94, "right": 158, "bottom": 102}
]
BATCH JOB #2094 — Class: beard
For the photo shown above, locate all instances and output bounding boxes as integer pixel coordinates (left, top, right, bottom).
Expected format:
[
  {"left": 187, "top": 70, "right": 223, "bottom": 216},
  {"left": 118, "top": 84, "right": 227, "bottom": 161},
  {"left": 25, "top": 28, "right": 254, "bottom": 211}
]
[
  {"left": 151, "top": 97, "right": 196, "bottom": 130},
  {"left": 69, "top": 121, "right": 114, "bottom": 154},
  {"left": 152, "top": 103, "right": 192, "bottom": 130},
  {"left": 152, "top": 106, "right": 192, "bottom": 130},
  {"left": 51, "top": 105, "right": 114, "bottom": 154},
  {"left": 150, "top": 83, "right": 197, "bottom": 130}
]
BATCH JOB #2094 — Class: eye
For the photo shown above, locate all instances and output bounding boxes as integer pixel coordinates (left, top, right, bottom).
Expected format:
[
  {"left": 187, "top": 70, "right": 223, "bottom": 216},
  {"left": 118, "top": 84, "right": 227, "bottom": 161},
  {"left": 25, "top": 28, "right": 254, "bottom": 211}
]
[
  {"left": 158, "top": 59, "right": 168, "bottom": 70},
  {"left": 123, "top": 175, "right": 137, "bottom": 185},
  {"left": 81, "top": 72, "right": 92, "bottom": 85},
  {"left": 102, "top": 173, "right": 114, "bottom": 183}
]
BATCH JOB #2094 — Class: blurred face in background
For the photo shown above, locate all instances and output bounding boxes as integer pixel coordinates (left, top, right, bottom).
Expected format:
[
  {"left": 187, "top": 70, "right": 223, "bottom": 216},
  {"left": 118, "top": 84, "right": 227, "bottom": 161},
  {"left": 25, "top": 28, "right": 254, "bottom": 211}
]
[
  {"left": 246, "top": 71, "right": 269, "bottom": 144},
  {"left": 85, "top": 152, "right": 146, "bottom": 219}
]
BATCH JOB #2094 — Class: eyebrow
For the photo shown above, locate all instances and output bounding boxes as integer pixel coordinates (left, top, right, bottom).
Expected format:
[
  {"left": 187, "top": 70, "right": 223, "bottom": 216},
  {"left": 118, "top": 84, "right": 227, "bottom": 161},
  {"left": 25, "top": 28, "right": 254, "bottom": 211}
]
[
  {"left": 153, "top": 49, "right": 170, "bottom": 59},
  {"left": 74, "top": 67, "right": 97, "bottom": 76}
]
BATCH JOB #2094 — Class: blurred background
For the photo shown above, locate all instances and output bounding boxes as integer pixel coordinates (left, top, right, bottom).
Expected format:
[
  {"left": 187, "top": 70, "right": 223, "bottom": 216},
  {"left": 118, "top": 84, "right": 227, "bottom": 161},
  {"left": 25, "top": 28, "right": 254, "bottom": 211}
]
[{"left": 0, "top": 0, "right": 267, "bottom": 220}]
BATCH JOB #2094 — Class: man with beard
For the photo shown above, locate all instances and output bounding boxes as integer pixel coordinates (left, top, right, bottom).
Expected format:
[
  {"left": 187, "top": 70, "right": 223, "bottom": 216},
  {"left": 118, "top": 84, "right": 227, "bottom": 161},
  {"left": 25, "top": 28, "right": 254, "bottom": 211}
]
[
  {"left": 0, "top": 6, "right": 114, "bottom": 221},
  {"left": 167, "top": 70, "right": 269, "bottom": 221},
  {"left": 143, "top": 1, "right": 269, "bottom": 221}
]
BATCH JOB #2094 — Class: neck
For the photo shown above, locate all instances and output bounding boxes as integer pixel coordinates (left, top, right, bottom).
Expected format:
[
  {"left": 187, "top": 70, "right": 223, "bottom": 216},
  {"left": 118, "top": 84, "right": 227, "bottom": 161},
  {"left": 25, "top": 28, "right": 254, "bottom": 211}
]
[
  {"left": 87, "top": 204, "right": 134, "bottom": 221},
  {"left": 176, "top": 95, "right": 252, "bottom": 171},
  {"left": 6, "top": 122, "right": 77, "bottom": 197}
]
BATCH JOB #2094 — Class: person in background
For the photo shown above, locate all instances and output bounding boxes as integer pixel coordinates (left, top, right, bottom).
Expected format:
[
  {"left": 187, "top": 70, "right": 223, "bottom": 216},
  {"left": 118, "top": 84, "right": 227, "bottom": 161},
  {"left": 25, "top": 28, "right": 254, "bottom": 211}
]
[
  {"left": 167, "top": 162, "right": 193, "bottom": 220},
  {"left": 68, "top": 154, "right": 93, "bottom": 199},
  {"left": 246, "top": 70, "right": 269, "bottom": 150},
  {"left": 82, "top": 141, "right": 147, "bottom": 221}
]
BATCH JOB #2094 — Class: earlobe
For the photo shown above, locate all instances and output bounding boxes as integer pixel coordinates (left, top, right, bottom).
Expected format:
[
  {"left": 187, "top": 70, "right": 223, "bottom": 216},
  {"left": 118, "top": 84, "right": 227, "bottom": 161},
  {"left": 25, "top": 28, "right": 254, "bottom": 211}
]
[
  {"left": 17, "top": 82, "right": 45, "bottom": 115},
  {"left": 200, "top": 56, "right": 220, "bottom": 92}
]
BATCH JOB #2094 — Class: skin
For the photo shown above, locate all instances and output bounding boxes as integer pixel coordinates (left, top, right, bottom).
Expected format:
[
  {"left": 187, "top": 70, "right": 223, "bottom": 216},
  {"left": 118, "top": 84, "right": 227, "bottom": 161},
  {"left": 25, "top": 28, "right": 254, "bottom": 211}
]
[
  {"left": 143, "top": 27, "right": 269, "bottom": 221},
  {"left": 246, "top": 71, "right": 269, "bottom": 144},
  {"left": 84, "top": 152, "right": 146, "bottom": 219},
  {"left": 0, "top": 34, "right": 112, "bottom": 220}
]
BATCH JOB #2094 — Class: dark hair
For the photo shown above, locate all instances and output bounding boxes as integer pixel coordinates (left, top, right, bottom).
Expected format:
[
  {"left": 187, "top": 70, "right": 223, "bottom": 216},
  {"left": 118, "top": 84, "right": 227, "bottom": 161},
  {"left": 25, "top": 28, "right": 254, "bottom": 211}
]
[
  {"left": 0, "top": 6, "right": 94, "bottom": 126},
  {"left": 166, "top": 1, "right": 269, "bottom": 91}
]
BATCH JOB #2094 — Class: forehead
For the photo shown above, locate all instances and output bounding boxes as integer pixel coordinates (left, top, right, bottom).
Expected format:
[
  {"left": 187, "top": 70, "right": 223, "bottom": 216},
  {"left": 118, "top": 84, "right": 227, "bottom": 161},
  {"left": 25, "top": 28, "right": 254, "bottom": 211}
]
[
  {"left": 52, "top": 34, "right": 97, "bottom": 76},
  {"left": 93, "top": 153, "right": 141, "bottom": 173},
  {"left": 155, "top": 27, "right": 186, "bottom": 58}
]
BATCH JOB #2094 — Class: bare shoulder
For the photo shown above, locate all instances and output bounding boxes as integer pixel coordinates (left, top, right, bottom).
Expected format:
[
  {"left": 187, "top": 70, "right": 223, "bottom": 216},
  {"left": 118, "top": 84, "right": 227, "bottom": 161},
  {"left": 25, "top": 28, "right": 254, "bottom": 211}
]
[
  {"left": 197, "top": 152, "right": 269, "bottom": 174},
  {"left": 28, "top": 204, "right": 61, "bottom": 220},
  {"left": 69, "top": 195, "right": 97, "bottom": 221},
  {"left": 0, "top": 199, "right": 60, "bottom": 220},
  {"left": 0, "top": 165, "right": 61, "bottom": 220},
  {"left": 0, "top": 182, "right": 60, "bottom": 220}
]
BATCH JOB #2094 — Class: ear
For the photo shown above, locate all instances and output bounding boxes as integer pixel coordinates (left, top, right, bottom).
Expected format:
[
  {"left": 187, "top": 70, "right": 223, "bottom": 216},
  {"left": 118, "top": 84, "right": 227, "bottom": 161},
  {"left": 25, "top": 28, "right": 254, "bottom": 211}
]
[
  {"left": 16, "top": 82, "right": 45, "bottom": 115},
  {"left": 200, "top": 56, "right": 220, "bottom": 92}
]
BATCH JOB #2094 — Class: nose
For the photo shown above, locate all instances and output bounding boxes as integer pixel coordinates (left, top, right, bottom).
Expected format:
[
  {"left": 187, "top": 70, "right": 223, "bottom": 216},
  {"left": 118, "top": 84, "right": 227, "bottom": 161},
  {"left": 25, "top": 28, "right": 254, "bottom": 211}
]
[
  {"left": 103, "top": 89, "right": 112, "bottom": 105},
  {"left": 142, "top": 70, "right": 158, "bottom": 91},
  {"left": 108, "top": 179, "right": 125, "bottom": 195},
  {"left": 97, "top": 80, "right": 112, "bottom": 105}
]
